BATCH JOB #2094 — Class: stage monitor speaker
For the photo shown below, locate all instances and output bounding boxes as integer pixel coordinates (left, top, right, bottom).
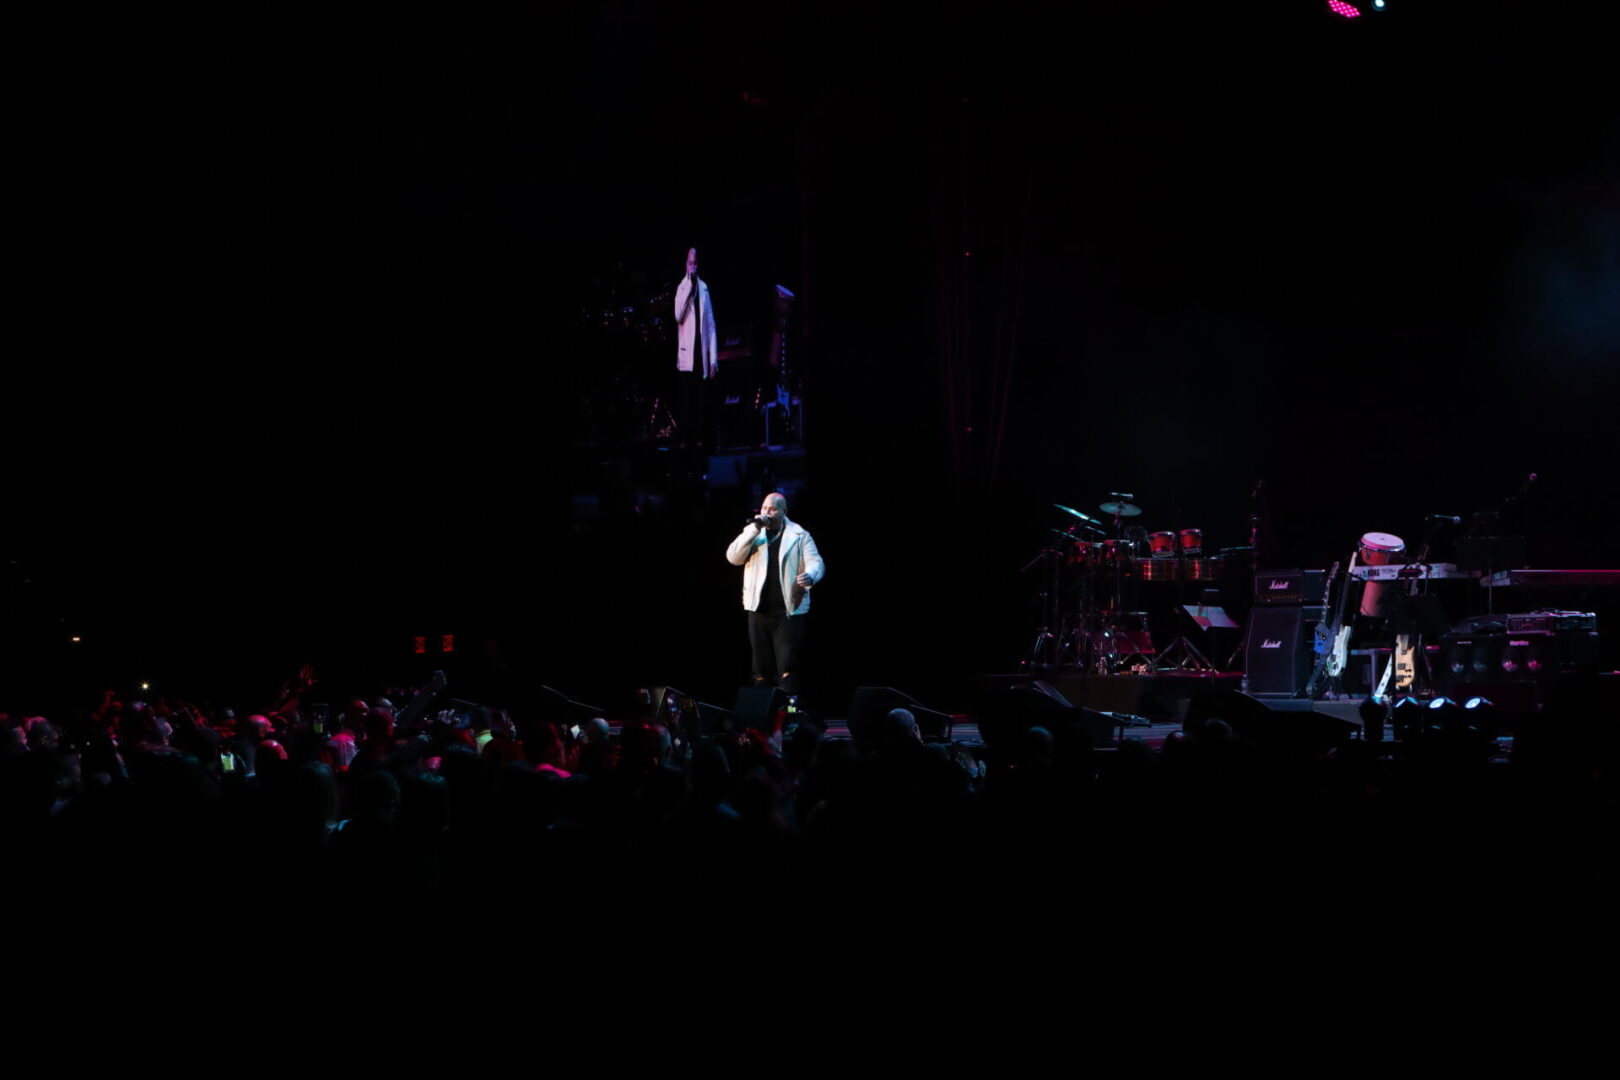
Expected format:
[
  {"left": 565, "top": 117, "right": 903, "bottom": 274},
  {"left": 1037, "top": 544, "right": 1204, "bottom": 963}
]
[
  {"left": 648, "top": 685, "right": 682, "bottom": 719},
  {"left": 1185, "top": 688, "right": 1359, "bottom": 753},
  {"left": 530, "top": 684, "right": 607, "bottom": 725},
  {"left": 1244, "top": 606, "right": 1324, "bottom": 697},
  {"left": 846, "top": 686, "right": 954, "bottom": 741},
  {"left": 733, "top": 685, "right": 788, "bottom": 733},
  {"left": 978, "top": 680, "right": 1115, "bottom": 749},
  {"left": 647, "top": 685, "right": 734, "bottom": 738}
]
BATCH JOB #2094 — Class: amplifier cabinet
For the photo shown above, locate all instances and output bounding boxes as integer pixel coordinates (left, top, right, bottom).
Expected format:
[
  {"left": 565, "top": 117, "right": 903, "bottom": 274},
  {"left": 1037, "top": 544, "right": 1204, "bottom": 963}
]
[{"left": 1246, "top": 605, "right": 1327, "bottom": 697}]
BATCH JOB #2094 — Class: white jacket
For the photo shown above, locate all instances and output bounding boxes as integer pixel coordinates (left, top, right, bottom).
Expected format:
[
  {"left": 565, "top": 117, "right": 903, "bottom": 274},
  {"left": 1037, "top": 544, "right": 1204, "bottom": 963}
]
[
  {"left": 726, "top": 520, "right": 824, "bottom": 615},
  {"left": 674, "top": 275, "right": 718, "bottom": 378}
]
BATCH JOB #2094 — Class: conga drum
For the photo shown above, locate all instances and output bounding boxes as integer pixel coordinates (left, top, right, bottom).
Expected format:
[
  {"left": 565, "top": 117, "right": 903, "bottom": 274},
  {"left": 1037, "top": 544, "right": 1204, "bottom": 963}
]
[{"left": 1357, "top": 531, "right": 1406, "bottom": 618}]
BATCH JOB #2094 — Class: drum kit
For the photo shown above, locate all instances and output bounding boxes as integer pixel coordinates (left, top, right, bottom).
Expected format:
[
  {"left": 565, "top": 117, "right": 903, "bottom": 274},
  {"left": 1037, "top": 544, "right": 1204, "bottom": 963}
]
[
  {"left": 1026, "top": 494, "right": 1246, "bottom": 674},
  {"left": 1024, "top": 466, "right": 1592, "bottom": 705}
]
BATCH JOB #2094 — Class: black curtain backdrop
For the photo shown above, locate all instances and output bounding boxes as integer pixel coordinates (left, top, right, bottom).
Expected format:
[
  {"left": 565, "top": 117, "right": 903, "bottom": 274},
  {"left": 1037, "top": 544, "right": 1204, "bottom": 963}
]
[{"left": 12, "top": 1, "right": 1617, "bottom": 709}]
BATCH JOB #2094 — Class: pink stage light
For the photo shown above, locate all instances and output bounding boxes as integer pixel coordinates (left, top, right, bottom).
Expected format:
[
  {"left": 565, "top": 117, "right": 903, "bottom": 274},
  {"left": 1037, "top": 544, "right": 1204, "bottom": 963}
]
[{"left": 1327, "top": 0, "right": 1362, "bottom": 17}]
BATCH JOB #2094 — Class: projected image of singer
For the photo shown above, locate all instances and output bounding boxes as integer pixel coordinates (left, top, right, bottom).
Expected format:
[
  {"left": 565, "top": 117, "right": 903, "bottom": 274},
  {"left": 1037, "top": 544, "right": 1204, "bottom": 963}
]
[
  {"left": 726, "top": 492, "right": 824, "bottom": 697},
  {"left": 673, "top": 246, "right": 717, "bottom": 448}
]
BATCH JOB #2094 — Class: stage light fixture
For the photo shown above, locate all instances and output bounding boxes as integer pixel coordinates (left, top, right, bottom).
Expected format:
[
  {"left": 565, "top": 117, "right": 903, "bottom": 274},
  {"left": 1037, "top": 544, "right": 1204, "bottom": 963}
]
[
  {"left": 1390, "top": 694, "right": 1423, "bottom": 738},
  {"left": 1425, "top": 697, "right": 1479, "bottom": 741},
  {"left": 1327, "top": 0, "right": 1387, "bottom": 16},
  {"left": 1425, "top": 695, "right": 1456, "bottom": 732},
  {"left": 1358, "top": 696, "right": 1386, "bottom": 740},
  {"left": 1463, "top": 696, "right": 1493, "bottom": 711}
]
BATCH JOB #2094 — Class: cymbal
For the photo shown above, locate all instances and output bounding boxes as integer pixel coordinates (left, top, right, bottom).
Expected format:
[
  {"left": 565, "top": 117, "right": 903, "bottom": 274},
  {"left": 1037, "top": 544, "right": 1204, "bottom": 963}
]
[
  {"left": 1053, "top": 502, "right": 1100, "bottom": 524},
  {"left": 1099, "top": 500, "right": 1142, "bottom": 518}
]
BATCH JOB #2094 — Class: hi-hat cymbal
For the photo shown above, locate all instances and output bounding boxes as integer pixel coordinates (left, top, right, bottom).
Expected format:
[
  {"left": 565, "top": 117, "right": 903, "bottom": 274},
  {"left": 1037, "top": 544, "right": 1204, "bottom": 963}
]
[{"left": 1100, "top": 500, "right": 1142, "bottom": 517}]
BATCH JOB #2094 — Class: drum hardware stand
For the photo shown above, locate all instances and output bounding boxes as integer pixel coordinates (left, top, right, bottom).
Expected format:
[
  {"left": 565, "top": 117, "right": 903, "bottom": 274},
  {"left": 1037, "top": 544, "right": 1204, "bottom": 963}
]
[
  {"left": 1093, "top": 610, "right": 1155, "bottom": 673},
  {"left": 648, "top": 395, "right": 677, "bottom": 441},
  {"left": 1018, "top": 535, "right": 1067, "bottom": 672},
  {"left": 1155, "top": 634, "right": 1216, "bottom": 672},
  {"left": 1096, "top": 492, "right": 1140, "bottom": 611},
  {"left": 1018, "top": 597, "right": 1058, "bottom": 672},
  {"left": 1039, "top": 505, "right": 1108, "bottom": 672},
  {"left": 1115, "top": 653, "right": 1155, "bottom": 674},
  {"left": 1056, "top": 614, "right": 1089, "bottom": 669},
  {"left": 1021, "top": 627, "right": 1056, "bottom": 672},
  {"left": 1078, "top": 615, "right": 1112, "bottom": 674}
]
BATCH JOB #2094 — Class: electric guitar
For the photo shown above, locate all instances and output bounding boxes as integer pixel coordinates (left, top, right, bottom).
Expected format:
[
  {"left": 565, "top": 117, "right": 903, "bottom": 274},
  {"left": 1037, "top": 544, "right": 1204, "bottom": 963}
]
[{"left": 1305, "top": 560, "right": 1340, "bottom": 698}]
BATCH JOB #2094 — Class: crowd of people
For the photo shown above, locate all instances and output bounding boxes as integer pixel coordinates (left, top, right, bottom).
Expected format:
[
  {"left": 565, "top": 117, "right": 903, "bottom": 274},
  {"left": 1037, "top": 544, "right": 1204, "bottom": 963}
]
[{"left": 4, "top": 669, "right": 1614, "bottom": 989}]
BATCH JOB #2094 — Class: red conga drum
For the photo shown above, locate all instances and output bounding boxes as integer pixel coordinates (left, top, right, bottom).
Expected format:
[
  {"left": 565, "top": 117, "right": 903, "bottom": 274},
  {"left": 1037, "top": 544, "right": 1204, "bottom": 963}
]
[{"left": 1357, "top": 531, "right": 1406, "bottom": 618}]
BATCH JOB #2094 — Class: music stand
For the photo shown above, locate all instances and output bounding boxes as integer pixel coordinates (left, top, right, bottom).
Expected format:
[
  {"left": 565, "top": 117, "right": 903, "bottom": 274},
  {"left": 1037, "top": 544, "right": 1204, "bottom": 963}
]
[{"left": 1155, "top": 600, "right": 1234, "bottom": 673}]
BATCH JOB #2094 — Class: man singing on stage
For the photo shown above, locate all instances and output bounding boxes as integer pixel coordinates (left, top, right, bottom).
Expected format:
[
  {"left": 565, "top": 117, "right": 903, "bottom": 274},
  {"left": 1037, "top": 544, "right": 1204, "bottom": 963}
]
[
  {"left": 726, "top": 492, "right": 824, "bottom": 697},
  {"left": 673, "top": 246, "right": 717, "bottom": 447}
]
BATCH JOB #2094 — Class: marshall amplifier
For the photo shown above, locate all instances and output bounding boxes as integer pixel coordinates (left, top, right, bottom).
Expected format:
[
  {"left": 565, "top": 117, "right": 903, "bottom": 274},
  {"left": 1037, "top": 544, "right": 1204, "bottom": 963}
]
[
  {"left": 1253, "top": 569, "right": 1327, "bottom": 607},
  {"left": 1245, "top": 605, "right": 1327, "bottom": 697}
]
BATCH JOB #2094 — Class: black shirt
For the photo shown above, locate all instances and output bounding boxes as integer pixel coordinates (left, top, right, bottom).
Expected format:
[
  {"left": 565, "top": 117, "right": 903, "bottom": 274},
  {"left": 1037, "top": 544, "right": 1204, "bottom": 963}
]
[{"left": 758, "top": 528, "right": 786, "bottom": 616}]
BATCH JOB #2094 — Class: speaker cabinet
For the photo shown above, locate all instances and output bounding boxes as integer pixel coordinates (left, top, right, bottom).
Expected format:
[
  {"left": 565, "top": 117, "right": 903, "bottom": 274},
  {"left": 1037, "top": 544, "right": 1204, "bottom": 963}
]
[{"left": 1245, "top": 606, "right": 1325, "bottom": 697}]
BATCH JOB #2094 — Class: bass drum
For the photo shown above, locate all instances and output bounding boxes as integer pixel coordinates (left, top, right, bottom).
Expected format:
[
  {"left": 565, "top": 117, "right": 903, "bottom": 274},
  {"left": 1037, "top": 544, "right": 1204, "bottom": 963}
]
[
  {"left": 1357, "top": 531, "right": 1406, "bottom": 618},
  {"left": 1099, "top": 539, "right": 1131, "bottom": 569},
  {"left": 1184, "top": 557, "right": 1226, "bottom": 582}
]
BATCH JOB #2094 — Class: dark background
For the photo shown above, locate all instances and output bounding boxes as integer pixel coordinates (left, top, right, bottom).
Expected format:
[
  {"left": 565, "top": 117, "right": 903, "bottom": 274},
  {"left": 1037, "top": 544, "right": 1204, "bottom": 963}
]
[{"left": 11, "top": 1, "right": 1617, "bottom": 713}]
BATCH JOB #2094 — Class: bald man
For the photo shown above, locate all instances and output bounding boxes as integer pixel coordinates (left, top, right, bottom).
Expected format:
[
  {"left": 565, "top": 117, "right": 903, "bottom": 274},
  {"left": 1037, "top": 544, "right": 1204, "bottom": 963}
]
[
  {"left": 673, "top": 247, "right": 717, "bottom": 447},
  {"left": 726, "top": 492, "right": 825, "bottom": 697}
]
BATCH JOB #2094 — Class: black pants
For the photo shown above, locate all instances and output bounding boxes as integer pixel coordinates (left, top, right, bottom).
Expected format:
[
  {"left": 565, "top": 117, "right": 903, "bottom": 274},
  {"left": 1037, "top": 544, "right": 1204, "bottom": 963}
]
[
  {"left": 676, "top": 369, "right": 709, "bottom": 447},
  {"left": 748, "top": 610, "right": 805, "bottom": 696}
]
